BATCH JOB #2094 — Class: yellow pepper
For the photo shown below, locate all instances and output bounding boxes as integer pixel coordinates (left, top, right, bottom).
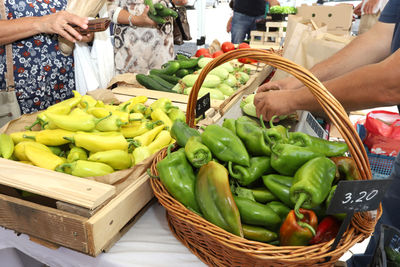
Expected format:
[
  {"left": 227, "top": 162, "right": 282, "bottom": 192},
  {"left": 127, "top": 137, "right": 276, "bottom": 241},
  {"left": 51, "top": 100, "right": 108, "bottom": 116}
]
[
  {"left": 131, "top": 103, "right": 148, "bottom": 114},
  {"left": 67, "top": 132, "right": 129, "bottom": 152},
  {"left": 149, "top": 97, "right": 174, "bottom": 113},
  {"left": 132, "top": 146, "right": 151, "bottom": 165},
  {"left": 87, "top": 107, "right": 111, "bottom": 118},
  {"left": 14, "top": 141, "right": 52, "bottom": 161},
  {"left": 88, "top": 149, "right": 132, "bottom": 170},
  {"left": 151, "top": 108, "right": 173, "bottom": 129},
  {"left": 24, "top": 145, "right": 66, "bottom": 170},
  {"left": 0, "top": 133, "right": 14, "bottom": 159},
  {"left": 95, "top": 113, "right": 127, "bottom": 132},
  {"left": 45, "top": 112, "right": 99, "bottom": 132},
  {"left": 24, "top": 129, "right": 74, "bottom": 146},
  {"left": 67, "top": 146, "right": 88, "bottom": 162},
  {"left": 103, "top": 104, "right": 119, "bottom": 112},
  {"left": 10, "top": 131, "right": 37, "bottom": 144},
  {"left": 95, "top": 100, "right": 105, "bottom": 107},
  {"left": 133, "top": 124, "right": 165, "bottom": 147},
  {"left": 79, "top": 94, "right": 98, "bottom": 109},
  {"left": 120, "top": 120, "right": 161, "bottom": 138},
  {"left": 119, "top": 95, "right": 148, "bottom": 112},
  {"left": 56, "top": 160, "right": 114, "bottom": 177},
  {"left": 47, "top": 90, "right": 82, "bottom": 111},
  {"left": 147, "top": 130, "right": 172, "bottom": 155}
]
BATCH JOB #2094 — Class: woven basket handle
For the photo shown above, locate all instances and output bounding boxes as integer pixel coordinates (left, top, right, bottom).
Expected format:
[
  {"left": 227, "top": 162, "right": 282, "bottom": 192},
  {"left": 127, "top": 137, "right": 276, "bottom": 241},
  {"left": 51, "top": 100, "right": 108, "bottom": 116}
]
[{"left": 186, "top": 48, "right": 372, "bottom": 182}]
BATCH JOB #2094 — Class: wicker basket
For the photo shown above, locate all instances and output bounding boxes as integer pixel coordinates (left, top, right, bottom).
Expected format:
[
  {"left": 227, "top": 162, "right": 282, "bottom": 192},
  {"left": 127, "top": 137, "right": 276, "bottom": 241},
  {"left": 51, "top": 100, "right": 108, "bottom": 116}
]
[{"left": 150, "top": 48, "right": 381, "bottom": 266}]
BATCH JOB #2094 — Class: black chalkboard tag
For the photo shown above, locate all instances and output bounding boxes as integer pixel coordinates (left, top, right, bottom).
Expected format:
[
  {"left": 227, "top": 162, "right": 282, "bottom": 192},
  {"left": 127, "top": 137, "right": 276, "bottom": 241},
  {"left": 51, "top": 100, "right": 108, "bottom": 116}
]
[
  {"left": 326, "top": 179, "right": 393, "bottom": 257},
  {"left": 196, "top": 93, "right": 211, "bottom": 118}
]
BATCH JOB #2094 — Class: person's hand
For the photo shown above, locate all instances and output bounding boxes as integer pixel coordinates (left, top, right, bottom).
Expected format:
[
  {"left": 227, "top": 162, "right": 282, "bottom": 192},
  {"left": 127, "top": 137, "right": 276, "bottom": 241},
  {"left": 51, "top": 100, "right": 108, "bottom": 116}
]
[
  {"left": 354, "top": 3, "right": 362, "bottom": 16},
  {"left": 254, "top": 90, "right": 296, "bottom": 121},
  {"left": 226, "top": 16, "right": 232, "bottom": 33},
  {"left": 132, "top": 6, "right": 157, "bottom": 28},
  {"left": 80, "top": 32, "right": 94, "bottom": 43},
  {"left": 39, "top": 10, "right": 88, "bottom": 43},
  {"left": 257, "top": 76, "right": 302, "bottom": 93},
  {"left": 363, "top": 0, "right": 378, "bottom": 14}
]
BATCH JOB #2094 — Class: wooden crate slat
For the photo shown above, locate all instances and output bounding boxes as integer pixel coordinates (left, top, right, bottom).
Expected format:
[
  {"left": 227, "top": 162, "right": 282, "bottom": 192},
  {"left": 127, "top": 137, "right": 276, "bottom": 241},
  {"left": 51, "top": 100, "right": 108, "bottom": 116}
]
[
  {"left": 86, "top": 173, "right": 153, "bottom": 256},
  {"left": 0, "top": 193, "right": 90, "bottom": 253},
  {"left": 0, "top": 159, "right": 116, "bottom": 210}
]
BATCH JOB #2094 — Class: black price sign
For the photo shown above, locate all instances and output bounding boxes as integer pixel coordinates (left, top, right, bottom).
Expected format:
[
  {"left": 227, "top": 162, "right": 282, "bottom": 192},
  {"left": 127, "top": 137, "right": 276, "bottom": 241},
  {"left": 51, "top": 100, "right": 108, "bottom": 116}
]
[
  {"left": 196, "top": 93, "right": 211, "bottom": 118},
  {"left": 326, "top": 179, "right": 392, "bottom": 215},
  {"left": 326, "top": 179, "right": 392, "bottom": 257}
]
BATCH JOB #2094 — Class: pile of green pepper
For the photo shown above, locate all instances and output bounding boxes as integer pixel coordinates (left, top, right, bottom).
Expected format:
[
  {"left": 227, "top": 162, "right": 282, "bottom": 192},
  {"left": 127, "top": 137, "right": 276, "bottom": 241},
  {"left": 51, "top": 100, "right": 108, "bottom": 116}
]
[{"left": 156, "top": 116, "right": 356, "bottom": 246}]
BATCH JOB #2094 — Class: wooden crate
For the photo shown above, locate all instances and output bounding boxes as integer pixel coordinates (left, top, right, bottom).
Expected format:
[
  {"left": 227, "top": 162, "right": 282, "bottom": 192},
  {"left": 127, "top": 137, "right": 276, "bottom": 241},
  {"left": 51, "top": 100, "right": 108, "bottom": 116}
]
[{"left": 250, "top": 21, "right": 287, "bottom": 50}]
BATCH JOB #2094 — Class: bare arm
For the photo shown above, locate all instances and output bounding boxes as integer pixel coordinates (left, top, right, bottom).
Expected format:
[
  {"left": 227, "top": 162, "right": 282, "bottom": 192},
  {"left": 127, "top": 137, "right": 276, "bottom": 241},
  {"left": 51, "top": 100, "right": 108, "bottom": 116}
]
[
  {"left": 115, "top": 7, "right": 156, "bottom": 28},
  {"left": 0, "top": 11, "right": 88, "bottom": 45},
  {"left": 258, "top": 21, "right": 394, "bottom": 92}
]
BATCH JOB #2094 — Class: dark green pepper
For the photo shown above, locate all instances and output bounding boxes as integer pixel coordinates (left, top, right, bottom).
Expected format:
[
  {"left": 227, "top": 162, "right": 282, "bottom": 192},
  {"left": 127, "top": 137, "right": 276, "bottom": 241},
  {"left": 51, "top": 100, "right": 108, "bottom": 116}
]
[
  {"left": 330, "top": 156, "right": 361, "bottom": 183},
  {"left": 184, "top": 136, "right": 212, "bottom": 168},
  {"left": 156, "top": 145, "right": 201, "bottom": 213},
  {"left": 251, "top": 187, "right": 277, "bottom": 203},
  {"left": 201, "top": 124, "right": 250, "bottom": 166},
  {"left": 234, "top": 196, "right": 281, "bottom": 231},
  {"left": 242, "top": 224, "right": 278, "bottom": 243},
  {"left": 228, "top": 156, "right": 273, "bottom": 186},
  {"left": 235, "top": 116, "right": 271, "bottom": 156},
  {"left": 170, "top": 120, "right": 201, "bottom": 147},
  {"left": 290, "top": 156, "right": 336, "bottom": 219},
  {"left": 261, "top": 115, "right": 289, "bottom": 144},
  {"left": 262, "top": 174, "right": 294, "bottom": 207},
  {"left": 270, "top": 143, "right": 323, "bottom": 176},
  {"left": 222, "top": 118, "right": 236, "bottom": 134},
  {"left": 289, "top": 132, "right": 348, "bottom": 157},
  {"left": 196, "top": 161, "right": 243, "bottom": 237},
  {"left": 266, "top": 201, "right": 291, "bottom": 221}
]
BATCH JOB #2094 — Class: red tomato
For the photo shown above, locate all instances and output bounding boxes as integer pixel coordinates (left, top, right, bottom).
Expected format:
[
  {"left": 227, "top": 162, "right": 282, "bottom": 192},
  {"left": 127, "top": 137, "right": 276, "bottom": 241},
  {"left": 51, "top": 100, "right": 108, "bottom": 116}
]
[
  {"left": 195, "top": 48, "right": 210, "bottom": 57},
  {"left": 221, "top": 42, "right": 235, "bottom": 53},
  {"left": 237, "top": 42, "right": 251, "bottom": 49},
  {"left": 212, "top": 50, "right": 224, "bottom": 58},
  {"left": 203, "top": 53, "right": 212, "bottom": 58},
  {"left": 238, "top": 58, "right": 257, "bottom": 64}
]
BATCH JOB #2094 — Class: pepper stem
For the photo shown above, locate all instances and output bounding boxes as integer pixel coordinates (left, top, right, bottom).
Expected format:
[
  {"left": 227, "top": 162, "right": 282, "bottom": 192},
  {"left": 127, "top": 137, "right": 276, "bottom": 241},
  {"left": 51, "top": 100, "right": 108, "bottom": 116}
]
[
  {"left": 269, "top": 115, "right": 278, "bottom": 128},
  {"left": 297, "top": 221, "right": 316, "bottom": 236},
  {"left": 259, "top": 115, "right": 266, "bottom": 129},
  {"left": 25, "top": 119, "right": 41, "bottom": 131},
  {"left": 146, "top": 168, "right": 159, "bottom": 179},
  {"left": 294, "top": 193, "right": 308, "bottom": 219},
  {"left": 94, "top": 112, "right": 112, "bottom": 125},
  {"left": 22, "top": 134, "right": 36, "bottom": 141},
  {"left": 166, "top": 143, "right": 174, "bottom": 156}
]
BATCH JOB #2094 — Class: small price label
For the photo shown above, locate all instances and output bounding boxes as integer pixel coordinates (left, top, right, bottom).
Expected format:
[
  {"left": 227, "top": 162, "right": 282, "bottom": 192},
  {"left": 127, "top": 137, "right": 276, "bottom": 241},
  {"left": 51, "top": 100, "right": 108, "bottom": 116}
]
[
  {"left": 196, "top": 93, "right": 211, "bottom": 118},
  {"left": 327, "top": 179, "right": 392, "bottom": 215}
]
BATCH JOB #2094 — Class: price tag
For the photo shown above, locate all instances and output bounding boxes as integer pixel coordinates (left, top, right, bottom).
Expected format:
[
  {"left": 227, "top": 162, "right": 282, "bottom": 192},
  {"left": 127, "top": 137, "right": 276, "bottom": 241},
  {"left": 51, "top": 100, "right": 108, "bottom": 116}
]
[
  {"left": 326, "top": 179, "right": 392, "bottom": 215},
  {"left": 326, "top": 179, "right": 392, "bottom": 257},
  {"left": 196, "top": 93, "right": 211, "bottom": 118}
]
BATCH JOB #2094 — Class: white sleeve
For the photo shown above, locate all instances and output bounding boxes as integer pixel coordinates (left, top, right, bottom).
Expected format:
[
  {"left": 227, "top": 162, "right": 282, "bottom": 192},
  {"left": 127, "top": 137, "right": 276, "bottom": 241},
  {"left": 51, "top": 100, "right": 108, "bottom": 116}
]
[{"left": 112, "top": 7, "right": 123, "bottom": 24}]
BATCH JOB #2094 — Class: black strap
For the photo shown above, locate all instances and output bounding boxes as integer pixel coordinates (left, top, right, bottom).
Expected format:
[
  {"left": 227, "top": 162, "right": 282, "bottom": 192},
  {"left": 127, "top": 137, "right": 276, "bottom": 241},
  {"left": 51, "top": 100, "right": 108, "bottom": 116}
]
[{"left": 169, "top": 1, "right": 189, "bottom": 40}]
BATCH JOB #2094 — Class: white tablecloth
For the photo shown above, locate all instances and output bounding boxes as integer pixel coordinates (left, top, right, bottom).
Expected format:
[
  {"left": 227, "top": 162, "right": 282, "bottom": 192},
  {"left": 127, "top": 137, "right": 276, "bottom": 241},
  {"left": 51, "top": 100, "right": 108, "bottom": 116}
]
[{"left": 0, "top": 202, "right": 206, "bottom": 267}]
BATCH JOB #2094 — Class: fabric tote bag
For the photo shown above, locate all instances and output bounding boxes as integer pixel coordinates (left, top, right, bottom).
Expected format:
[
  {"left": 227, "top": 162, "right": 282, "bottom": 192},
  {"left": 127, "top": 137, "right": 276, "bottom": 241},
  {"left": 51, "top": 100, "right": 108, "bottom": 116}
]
[
  {"left": 170, "top": 1, "right": 192, "bottom": 45},
  {"left": 0, "top": 0, "right": 21, "bottom": 128}
]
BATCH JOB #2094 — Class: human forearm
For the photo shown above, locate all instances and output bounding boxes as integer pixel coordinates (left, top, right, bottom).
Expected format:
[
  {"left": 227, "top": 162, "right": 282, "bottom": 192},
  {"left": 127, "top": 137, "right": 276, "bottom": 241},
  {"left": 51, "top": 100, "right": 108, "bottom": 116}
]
[{"left": 0, "top": 17, "right": 44, "bottom": 45}]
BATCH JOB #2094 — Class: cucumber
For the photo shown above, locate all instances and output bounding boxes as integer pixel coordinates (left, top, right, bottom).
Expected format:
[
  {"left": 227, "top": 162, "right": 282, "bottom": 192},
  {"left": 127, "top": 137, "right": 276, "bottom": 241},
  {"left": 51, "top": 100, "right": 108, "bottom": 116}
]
[
  {"left": 149, "top": 71, "right": 180, "bottom": 84},
  {"left": 154, "top": 3, "right": 165, "bottom": 10},
  {"left": 177, "top": 57, "right": 200, "bottom": 70},
  {"left": 136, "top": 74, "right": 172, "bottom": 92},
  {"left": 148, "top": 14, "right": 166, "bottom": 24},
  {"left": 176, "top": 54, "right": 190, "bottom": 60},
  {"left": 157, "top": 7, "right": 178, "bottom": 18},
  {"left": 148, "top": 74, "right": 175, "bottom": 90},
  {"left": 176, "top": 69, "right": 190, "bottom": 78},
  {"left": 144, "top": 0, "right": 157, "bottom": 15}
]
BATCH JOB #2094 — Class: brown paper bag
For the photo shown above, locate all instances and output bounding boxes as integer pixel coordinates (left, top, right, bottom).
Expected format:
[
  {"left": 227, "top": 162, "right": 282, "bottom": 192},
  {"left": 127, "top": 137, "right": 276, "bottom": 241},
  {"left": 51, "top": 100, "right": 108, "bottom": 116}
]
[{"left": 272, "top": 15, "right": 353, "bottom": 81}]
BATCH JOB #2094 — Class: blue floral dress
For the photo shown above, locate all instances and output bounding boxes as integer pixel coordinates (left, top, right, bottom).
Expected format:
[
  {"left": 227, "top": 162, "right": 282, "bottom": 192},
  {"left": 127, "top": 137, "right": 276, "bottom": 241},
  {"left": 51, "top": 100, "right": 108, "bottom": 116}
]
[{"left": 0, "top": 0, "right": 74, "bottom": 114}]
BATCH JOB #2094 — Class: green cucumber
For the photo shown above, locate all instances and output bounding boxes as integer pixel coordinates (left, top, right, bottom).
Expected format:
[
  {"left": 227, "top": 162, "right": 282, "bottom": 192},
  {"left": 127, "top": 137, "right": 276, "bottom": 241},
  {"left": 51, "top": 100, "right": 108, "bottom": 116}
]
[
  {"left": 177, "top": 57, "right": 201, "bottom": 70},
  {"left": 149, "top": 71, "right": 181, "bottom": 84},
  {"left": 136, "top": 74, "right": 172, "bottom": 92},
  {"left": 156, "top": 61, "right": 180, "bottom": 75},
  {"left": 148, "top": 14, "right": 166, "bottom": 24},
  {"left": 176, "top": 69, "right": 190, "bottom": 78},
  {"left": 157, "top": 7, "right": 178, "bottom": 18},
  {"left": 148, "top": 74, "right": 175, "bottom": 90},
  {"left": 144, "top": 0, "right": 157, "bottom": 15},
  {"left": 154, "top": 3, "right": 165, "bottom": 10}
]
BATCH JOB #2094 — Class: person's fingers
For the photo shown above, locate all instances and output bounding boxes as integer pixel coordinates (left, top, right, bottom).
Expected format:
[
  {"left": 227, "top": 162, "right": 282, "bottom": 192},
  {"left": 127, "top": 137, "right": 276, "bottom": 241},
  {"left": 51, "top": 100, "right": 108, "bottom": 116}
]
[{"left": 62, "top": 23, "right": 83, "bottom": 42}]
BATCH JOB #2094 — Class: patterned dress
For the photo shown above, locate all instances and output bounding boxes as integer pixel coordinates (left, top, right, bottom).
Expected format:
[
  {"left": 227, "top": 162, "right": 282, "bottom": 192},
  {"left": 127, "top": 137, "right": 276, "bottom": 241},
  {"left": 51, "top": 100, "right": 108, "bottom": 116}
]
[
  {"left": 108, "top": 0, "right": 175, "bottom": 75},
  {"left": 0, "top": 0, "right": 74, "bottom": 114}
]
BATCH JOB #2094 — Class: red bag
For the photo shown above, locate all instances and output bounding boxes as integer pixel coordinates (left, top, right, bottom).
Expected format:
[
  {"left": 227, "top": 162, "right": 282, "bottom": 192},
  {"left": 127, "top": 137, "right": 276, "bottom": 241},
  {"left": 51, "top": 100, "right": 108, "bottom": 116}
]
[{"left": 363, "top": 110, "right": 400, "bottom": 156}]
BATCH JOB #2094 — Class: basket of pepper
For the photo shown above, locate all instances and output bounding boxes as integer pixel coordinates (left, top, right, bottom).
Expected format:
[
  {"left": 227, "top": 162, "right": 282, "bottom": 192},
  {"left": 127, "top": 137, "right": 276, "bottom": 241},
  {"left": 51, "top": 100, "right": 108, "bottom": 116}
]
[{"left": 149, "top": 48, "right": 380, "bottom": 266}]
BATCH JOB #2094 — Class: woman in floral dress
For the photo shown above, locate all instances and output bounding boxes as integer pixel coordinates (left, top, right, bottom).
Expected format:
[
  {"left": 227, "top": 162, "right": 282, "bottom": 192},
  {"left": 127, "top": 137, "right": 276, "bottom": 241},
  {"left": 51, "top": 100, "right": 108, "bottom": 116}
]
[
  {"left": 108, "top": 0, "right": 186, "bottom": 75},
  {"left": 0, "top": 0, "right": 90, "bottom": 114}
]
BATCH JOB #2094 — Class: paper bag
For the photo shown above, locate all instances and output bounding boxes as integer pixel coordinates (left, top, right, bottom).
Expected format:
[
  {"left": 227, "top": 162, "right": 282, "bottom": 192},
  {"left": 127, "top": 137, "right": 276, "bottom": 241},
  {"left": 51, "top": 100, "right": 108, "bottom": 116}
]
[{"left": 272, "top": 15, "right": 354, "bottom": 81}]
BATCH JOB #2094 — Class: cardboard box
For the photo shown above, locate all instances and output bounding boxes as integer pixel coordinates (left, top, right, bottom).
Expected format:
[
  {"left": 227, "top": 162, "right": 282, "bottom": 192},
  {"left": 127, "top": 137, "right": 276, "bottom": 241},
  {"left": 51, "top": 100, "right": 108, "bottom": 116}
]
[{"left": 296, "top": 4, "right": 353, "bottom": 35}]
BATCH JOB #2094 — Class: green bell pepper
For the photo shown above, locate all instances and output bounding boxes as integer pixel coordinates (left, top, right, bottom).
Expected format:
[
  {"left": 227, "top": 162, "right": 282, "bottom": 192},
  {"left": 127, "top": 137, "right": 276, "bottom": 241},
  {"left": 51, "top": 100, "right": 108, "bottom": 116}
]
[
  {"left": 262, "top": 174, "right": 294, "bottom": 207},
  {"left": 156, "top": 145, "right": 201, "bottom": 213},
  {"left": 266, "top": 201, "right": 291, "bottom": 221},
  {"left": 290, "top": 156, "right": 336, "bottom": 219},
  {"left": 184, "top": 136, "right": 212, "bottom": 168},
  {"left": 235, "top": 116, "right": 271, "bottom": 156},
  {"left": 242, "top": 224, "right": 278, "bottom": 243},
  {"left": 270, "top": 143, "right": 323, "bottom": 176},
  {"left": 228, "top": 156, "right": 273, "bottom": 186},
  {"left": 170, "top": 120, "right": 201, "bottom": 147},
  {"left": 201, "top": 124, "right": 250, "bottom": 166},
  {"left": 261, "top": 116, "right": 289, "bottom": 144},
  {"left": 251, "top": 187, "right": 277, "bottom": 203},
  {"left": 222, "top": 118, "right": 237, "bottom": 134},
  {"left": 196, "top": 161, "right": 243, "bottom": 237},
  {"left": 234, "top": 196, "right": 281, "bottom": 231},
  {"left": 289, "top": 132, "right": 348, "bottom": 157}
]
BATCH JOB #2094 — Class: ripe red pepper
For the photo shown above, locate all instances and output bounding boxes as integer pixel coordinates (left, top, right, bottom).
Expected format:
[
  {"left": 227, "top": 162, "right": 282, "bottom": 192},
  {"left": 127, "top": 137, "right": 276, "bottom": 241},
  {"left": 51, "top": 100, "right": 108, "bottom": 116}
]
[
  {"left": 279, "top": 209, "right": 318, "bottom": 246},
  {"left": 309, "top": 216, "right": 341, "bottom": 245}
]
